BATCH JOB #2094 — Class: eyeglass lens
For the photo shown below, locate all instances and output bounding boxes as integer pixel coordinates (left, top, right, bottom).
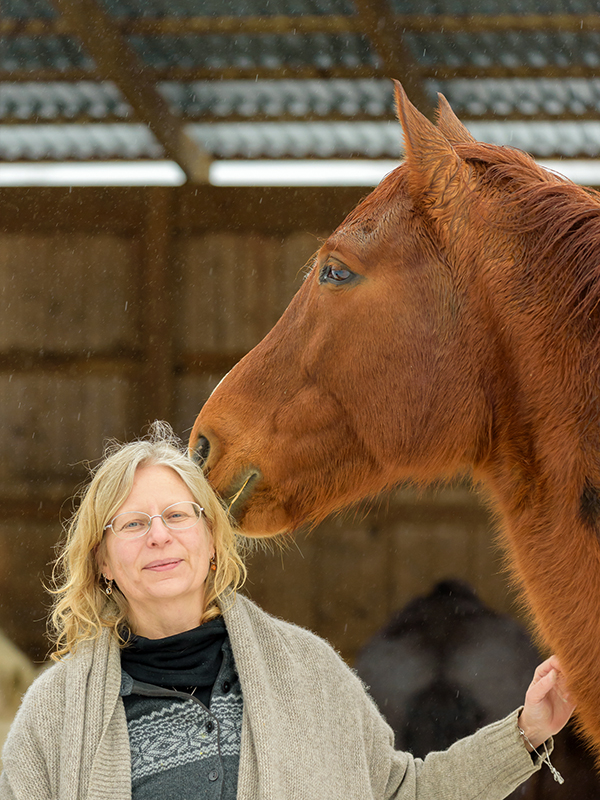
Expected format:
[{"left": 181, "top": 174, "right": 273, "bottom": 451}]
[{"left": 110, "top": 502, "right": 202, "bottom": 538}]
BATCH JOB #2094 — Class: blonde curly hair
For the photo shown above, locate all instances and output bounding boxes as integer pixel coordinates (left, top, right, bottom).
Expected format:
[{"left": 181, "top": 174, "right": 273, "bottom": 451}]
[{"left": 49, "top": 421, "right": 246, "bottom": 660}]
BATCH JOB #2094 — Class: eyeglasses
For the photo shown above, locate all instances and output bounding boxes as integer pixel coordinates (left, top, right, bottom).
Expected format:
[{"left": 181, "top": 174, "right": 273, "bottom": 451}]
[{"left": 104, "top": 501, "right": 204, "bottom": 540}]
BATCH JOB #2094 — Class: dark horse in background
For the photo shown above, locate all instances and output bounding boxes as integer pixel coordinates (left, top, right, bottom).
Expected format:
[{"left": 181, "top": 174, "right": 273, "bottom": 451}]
[
  {"left": 356, "top": 580, "right": 600, "bottom": 796},
  {"left": 191, "top": 82, "right": 600, "bottom": 754}
]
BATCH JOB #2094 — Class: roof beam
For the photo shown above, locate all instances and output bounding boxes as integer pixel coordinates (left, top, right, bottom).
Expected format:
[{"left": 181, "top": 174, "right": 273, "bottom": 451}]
[
  {"left": 49, "top": 0, "right": 211, "bottom": 182},
  {"left": 350, "top": 0, "right": 432, "bottom": 116},
  {"left": 6, "top": 63, "right": 600, "bottom": 83},
  {"left": 5, "top": 14, "right": 600, "bottom": 36}
]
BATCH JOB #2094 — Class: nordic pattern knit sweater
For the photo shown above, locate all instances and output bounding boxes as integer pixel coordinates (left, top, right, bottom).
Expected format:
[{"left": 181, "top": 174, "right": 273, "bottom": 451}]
[{"left": 0, "top": 593, "right": 543, "bottom": 800}]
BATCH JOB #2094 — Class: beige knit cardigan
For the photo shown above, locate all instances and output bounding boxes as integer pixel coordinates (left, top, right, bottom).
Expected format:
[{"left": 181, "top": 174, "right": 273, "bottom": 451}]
[{"left": 0, "top": 594, "right": 541, "bottom": 800}]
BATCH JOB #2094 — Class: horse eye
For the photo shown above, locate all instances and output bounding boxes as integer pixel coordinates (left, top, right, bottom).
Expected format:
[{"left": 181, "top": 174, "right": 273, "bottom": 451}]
[{"left": 320, "top": 263, "right": 355, "bottom": 284}]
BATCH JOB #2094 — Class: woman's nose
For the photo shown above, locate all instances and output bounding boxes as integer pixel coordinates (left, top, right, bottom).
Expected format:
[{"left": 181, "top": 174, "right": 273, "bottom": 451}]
[{"left": 146, "top": 515, "right": 173, "bottom": 542}]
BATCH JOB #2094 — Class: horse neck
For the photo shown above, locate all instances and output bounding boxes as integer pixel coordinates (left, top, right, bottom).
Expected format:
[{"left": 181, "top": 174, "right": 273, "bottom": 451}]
[{"left": 473, "top": 279, "right": 600, "bottom": 751}]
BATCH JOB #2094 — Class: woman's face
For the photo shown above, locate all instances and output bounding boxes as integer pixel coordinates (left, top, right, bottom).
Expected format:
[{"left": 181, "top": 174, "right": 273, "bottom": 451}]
[{"left": 98, "top": 463, "right": 214, "bottom": 637}]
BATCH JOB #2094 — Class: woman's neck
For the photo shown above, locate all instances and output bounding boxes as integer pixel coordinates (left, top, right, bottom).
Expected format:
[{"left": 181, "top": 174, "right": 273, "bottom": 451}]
[{"left": 129, "top": 598, "right": 205, "bottom": 639}]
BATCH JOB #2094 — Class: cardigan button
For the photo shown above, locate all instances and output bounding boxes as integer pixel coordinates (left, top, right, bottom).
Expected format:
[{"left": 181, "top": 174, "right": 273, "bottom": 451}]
[
  {"left": 206, "top": 720, "right": 215, "bottom": 733},
  {"left": 208, "top": 769, "right": 219, "bottom": 782},
  {"left": 222, "top": 681, "right": 231, "bottom": 693}
]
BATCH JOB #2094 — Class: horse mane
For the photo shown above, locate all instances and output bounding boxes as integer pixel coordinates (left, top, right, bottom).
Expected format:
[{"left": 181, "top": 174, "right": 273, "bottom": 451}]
[{"left": 456, "top": 142, "right": 600, "bottom": 340}]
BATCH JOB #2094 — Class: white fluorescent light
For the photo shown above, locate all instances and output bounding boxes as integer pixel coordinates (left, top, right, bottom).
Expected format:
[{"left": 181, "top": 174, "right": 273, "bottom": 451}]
[
  {"left": 0, "top": 161, "right": 186, "bottom": 186},
  {"left": 209, "top": 160, "right": 400, "bottom": 186},
  {"left": 538, "top": 160, "right": 600, "bottom": 185},
  {"left": 0, "top": 159, "right": 599, "bottom": 187}
]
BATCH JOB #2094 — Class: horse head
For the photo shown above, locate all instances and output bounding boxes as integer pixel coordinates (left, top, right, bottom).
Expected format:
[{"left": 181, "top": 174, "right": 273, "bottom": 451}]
[{"left": 191, "top": 84, "right": 508, "bottom": 535}]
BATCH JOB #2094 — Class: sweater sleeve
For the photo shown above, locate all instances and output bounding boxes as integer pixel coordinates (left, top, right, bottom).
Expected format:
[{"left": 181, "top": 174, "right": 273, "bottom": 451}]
[
  {"left": 0, "top": 689, "right": 55, "bottom": 800},
  {"left": 0, "top": 771, "right": 19, "bottom": 800},
  {"left": 373, "top": 706, "right": 543, "bottom": 800}
]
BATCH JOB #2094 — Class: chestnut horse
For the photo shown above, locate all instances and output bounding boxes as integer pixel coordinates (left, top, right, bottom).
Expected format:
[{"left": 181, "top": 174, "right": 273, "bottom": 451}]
[{"left": 191, "top": 83, "right": 600, "bottom": 752}]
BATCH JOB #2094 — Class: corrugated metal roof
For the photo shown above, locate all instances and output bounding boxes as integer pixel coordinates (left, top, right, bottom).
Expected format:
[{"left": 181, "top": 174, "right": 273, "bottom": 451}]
[
  {"left": 389, "top": 0, "right": 600, "bottom": 12},
  {"left": 5, "top": 0, "right": 598, "bottom": 18},
  {"left": 99, "top": 0, "right": 356, "bottom": 16},
  {"left": 435, "top": 79, "right": 600, "bottom": 118},
  {"left": 468, "top": 120, "right": 600, "bottom": 158},
  {"left": 3, "top": 0, "right": 600, "bottom": 169},
  {"left": 0, "top": 32, "right": 382, "bottom": 72},
  {"left": 5, "top": 119, "right": 600, "bottom": 162},
  {"left": 0, "top": 123, "right": 161, "bottom": 159},
  {"left": 0, "top": 36, "right": 94, "bottom": 72},
  {"left": 4, "top": 27, "right": 600, "bottom": 78},
  {"left": 161, "top": 79, "right": 394, "bottom": 118},
  {"left": 1, "top": 0, "right": 57, "bottom": 18},
  {"left": 8, "top": 78, "right": 600, "bottom": 124},
  {"left": 188, "top": 121, "right": 402, "bottom": 158},
  {"left": 0, "top": 79, "right": 396, "bottom": 121},
  {"left": 0, "top": 81, "right": 131, "bottom": 119},
  {"left": 127, "top": 33, "right": 381, "bottom": 70},
  {"left": 406, "top": 30, "right": 600, "bottom": 70}
]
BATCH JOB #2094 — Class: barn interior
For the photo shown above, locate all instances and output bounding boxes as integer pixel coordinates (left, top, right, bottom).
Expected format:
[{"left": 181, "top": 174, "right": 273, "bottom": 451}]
[{"left": 1, "top": 0, "right": 599, "bottom": 722}]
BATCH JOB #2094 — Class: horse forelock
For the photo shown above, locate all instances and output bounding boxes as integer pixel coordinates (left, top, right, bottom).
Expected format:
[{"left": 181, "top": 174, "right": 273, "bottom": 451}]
[{"left": 333, "top": 166, "right": 410, "bottom": 243}]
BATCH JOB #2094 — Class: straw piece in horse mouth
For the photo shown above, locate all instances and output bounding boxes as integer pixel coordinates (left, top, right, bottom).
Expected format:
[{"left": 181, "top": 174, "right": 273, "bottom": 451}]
[{"left": 227, "top": 470, "right": 261, "bottom": 521}]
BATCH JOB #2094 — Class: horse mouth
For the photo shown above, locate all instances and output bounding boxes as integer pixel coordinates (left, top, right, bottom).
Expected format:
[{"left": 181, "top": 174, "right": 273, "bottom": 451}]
[{"left": 224, "top": 469, "right": 261, "bottom": 523}]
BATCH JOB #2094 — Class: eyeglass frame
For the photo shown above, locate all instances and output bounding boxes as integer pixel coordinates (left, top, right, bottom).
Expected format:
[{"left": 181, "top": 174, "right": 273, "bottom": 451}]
[{"left": 104, "top": 501, "right": 205, "bottom": 540}]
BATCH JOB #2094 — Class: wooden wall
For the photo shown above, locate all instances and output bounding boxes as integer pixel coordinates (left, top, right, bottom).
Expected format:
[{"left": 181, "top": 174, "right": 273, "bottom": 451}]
[{"left": 0, "top": 186, "right": 524, "bottom": 664}]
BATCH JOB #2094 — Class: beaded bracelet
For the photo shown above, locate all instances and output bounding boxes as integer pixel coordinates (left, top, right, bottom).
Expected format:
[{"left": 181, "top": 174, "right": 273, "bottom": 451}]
[{"left": 518, "top": 727, "right": 564, "bottom": 784}]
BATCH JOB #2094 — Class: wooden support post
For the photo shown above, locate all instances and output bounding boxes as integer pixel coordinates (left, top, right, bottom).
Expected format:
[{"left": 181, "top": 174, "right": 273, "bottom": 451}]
[
  {"left": 352, "top": 0, "right": 433, "bottom": 118},
  {"left": 138, "top": 187, "right": 176, "bottom": 428}
]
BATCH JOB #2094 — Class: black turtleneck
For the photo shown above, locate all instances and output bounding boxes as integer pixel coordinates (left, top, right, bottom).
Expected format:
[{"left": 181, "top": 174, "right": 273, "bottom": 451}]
[{"left": 120, "top": 616, "right": 227, "bottom": 707}]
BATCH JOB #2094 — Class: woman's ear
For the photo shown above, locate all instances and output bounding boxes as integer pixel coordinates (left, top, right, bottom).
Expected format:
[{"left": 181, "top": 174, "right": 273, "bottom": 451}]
[{"left": 94, "top": 543, "right": 113, "bottom": 581}]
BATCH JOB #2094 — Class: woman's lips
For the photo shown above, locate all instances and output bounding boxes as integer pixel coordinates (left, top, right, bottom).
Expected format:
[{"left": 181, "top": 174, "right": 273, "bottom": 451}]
[{"left": 144, "top": 558, "right": 182, "bottom": 571}]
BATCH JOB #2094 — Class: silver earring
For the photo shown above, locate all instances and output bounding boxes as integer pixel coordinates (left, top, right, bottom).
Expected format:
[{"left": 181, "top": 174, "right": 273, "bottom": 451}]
[{"left": 104, "top": 577, "right": 113, "bottom": 596}]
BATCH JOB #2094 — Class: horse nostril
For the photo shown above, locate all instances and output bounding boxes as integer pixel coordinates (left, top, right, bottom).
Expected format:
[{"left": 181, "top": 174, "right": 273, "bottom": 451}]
[{"left": 193, "top": 435, "right": 211, "bottom": 468}]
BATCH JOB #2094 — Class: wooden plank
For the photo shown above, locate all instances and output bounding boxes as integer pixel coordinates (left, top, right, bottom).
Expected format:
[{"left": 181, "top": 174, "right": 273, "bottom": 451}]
[
  {"left": 0, "top": 233, "right": 137, "bottom": 352},
  {"left": 312, "top": 512, "right": 392, "bottom": 663},
  {"left": 0, "top": 188, "right": 147, "bottom": 235},
  {"left": 244, "top": 533, "right": 318, "bottom": 633},
  {"left": 175, "top": 236, "right": 218, "bottom": 354},
  {"left": 0, "top": 187, "right": 366, "bottom": 237},
  {"left": 176, "top": 187, "right": 368, "bottom": 235},
  {"left": 0, "top": 519, "right": 61, "bottom": 659},
  {"left": 6, "top": 14, "right": 600, "bottom": 36},
  {"left": 136, "top": 187, "right": 176, "bottom": 426},
  {"left": 49, "top": 0, "right": 211, "bottom": 182},
  {"left": 0, "top": 372, "right": 130, "bottom": 482},
  {"left": 0, "top": 352, "right": 139, "bottom": 374},
  {"left": 174, "top": 373, "right": 232, "bottom": 442},
  {"left": 124, "top": 15, "right": 361, "bottom": 35}
]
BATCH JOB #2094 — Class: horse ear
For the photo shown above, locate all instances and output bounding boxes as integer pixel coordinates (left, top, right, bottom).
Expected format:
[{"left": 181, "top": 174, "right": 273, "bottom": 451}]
[
  {"left": 435, "top": 92, "right": 476, "bottom": 145},
  {"left": 394, "top": 80, "right": 472, "bottom": 231}
]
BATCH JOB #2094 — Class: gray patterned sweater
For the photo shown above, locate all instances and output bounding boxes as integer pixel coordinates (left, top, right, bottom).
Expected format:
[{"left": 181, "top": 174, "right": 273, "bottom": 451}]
[
  {"left": 0, "top": 593, "right": 543, "bottom": 800},
  {"left": 121, "top": 635, "right": 243, "bottom": 799}
]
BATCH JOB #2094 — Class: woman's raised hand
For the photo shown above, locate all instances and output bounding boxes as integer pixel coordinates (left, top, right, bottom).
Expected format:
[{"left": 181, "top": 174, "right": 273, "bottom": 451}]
[{"left": 517, "top": 655, "right": 576, "bottom": 749}]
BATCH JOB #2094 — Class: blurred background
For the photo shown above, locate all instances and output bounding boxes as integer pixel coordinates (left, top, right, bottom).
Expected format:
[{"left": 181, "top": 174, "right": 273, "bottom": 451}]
[{"left": 1, "top": 1, "right": 600, "bottom": 782}]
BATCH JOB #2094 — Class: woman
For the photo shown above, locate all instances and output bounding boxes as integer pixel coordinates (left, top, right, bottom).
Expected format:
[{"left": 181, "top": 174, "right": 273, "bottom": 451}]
[{"left": 0, "top": 423, "right": 574, "bottom": 800}]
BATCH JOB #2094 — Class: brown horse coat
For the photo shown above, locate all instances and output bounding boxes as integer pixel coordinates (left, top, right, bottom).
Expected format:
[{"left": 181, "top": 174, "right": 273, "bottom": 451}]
[{"left": 192, "top": 84, "right": 600, "bottom": 754}]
